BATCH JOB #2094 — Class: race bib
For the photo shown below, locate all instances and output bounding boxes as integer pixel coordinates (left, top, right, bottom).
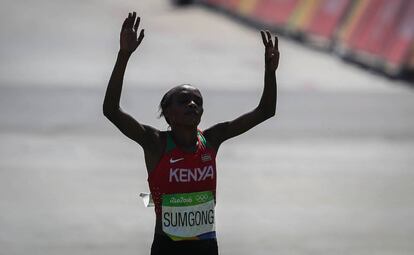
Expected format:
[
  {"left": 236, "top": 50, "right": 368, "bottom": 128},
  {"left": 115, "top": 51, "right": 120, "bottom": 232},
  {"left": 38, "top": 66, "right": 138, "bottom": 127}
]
[{"left": 162, "top": 191, "right": 216, "bottom": 241}]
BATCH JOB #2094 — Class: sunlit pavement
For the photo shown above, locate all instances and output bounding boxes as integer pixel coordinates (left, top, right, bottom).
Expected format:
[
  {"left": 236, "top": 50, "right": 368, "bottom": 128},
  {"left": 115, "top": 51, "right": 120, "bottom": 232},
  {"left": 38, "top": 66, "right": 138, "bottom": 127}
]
[{"left": 1, "top": 1, "right": 414, "bottom": 254}]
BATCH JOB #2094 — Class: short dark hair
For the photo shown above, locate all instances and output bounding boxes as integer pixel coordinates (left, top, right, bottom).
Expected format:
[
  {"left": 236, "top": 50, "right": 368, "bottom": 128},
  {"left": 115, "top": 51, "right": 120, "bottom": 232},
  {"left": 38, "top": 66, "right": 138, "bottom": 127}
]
[{"left": 158, "top": 87, "right": 176, "bottom": 125}]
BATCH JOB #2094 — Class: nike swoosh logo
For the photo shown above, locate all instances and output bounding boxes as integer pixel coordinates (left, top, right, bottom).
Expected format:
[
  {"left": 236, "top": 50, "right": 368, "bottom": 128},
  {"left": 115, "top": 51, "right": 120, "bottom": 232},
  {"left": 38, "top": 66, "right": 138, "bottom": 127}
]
[{"left": 170, "top": 158, "right": 184, "bottom": 164}]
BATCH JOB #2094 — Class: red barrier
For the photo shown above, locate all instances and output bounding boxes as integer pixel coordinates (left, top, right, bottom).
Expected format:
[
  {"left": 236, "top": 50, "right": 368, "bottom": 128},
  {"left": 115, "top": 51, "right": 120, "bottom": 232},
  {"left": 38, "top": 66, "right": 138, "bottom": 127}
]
[
  {"left": 383, "top": 0, "right": 414, "bottom": 71},
  {"left": 200, "top": 0, "right": 414, "bottom": 75},
  {"left": 346, "top": 0, "right": 382, "bottom": 52},
  {"left": 252, "top": 0, "right": 300, "bottom": 26},
  {"left": 336, "top": 0, "right": 369, "bottom": 46},
  {"left": 287, "top": 0, "right": 322, "bottom": 34},
  {"left": 409, "top": 45, "right": 414, "bottom": 69},
  {"left": 363, "top": 0, "right": 405, "bottom": 56},
  {"left": 305, "top": 0, "right": 352, "bottom": 40},
  {"left": 238, "top": 0, "right": 259, "bottom": 16}
]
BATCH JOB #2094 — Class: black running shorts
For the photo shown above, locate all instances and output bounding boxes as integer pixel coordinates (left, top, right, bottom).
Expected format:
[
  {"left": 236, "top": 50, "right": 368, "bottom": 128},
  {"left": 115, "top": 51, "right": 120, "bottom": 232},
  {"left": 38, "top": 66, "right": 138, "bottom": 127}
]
[{"left": 150, "top": 234, "right": 219, "bottom": 255}]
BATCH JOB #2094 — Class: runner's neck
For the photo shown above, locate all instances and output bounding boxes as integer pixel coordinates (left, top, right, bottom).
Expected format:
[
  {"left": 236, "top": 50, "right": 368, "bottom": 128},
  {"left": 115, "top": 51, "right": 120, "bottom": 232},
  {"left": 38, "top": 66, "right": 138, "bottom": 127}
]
[{"left": 170, "top": 127, "right": 198, "bottom": 152}]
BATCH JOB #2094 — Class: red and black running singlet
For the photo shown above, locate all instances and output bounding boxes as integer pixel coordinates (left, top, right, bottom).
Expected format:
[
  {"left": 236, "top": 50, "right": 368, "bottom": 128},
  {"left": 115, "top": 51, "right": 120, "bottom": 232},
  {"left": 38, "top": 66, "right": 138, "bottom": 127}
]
[{"left": 148, "top": 130, "right": 217, "bottom": 241}]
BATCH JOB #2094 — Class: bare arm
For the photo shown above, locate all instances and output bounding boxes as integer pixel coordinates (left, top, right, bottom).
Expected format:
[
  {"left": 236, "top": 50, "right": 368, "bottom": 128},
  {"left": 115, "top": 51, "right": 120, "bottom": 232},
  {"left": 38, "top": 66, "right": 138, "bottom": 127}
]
[
  {"left": 204, "top": 30, "right": 279, "bottom": 149},
  {"left": 103, "top": 12, "right": 160, "bottom": 151}
]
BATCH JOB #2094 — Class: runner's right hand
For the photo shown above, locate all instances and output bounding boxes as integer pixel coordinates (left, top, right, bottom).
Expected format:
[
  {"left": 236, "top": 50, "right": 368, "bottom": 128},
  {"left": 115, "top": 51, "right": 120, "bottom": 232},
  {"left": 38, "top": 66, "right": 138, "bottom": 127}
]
[{"left": 120, "top": 12, "right": 144, "bottom": 54}]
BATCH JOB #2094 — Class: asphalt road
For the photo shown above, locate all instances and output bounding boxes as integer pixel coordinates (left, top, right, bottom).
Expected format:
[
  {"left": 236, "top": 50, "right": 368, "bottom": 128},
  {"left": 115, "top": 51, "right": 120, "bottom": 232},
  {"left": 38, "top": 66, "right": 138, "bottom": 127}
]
[{"left": 1, "top": 1, "right": 414, "bottom": 255}]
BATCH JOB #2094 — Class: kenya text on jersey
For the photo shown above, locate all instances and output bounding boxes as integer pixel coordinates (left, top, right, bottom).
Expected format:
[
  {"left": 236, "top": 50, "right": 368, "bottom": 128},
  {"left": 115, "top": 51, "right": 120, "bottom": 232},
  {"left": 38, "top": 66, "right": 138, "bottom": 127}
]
[{"left": 169, "top": 165, "right": 214, "bottom": 183}]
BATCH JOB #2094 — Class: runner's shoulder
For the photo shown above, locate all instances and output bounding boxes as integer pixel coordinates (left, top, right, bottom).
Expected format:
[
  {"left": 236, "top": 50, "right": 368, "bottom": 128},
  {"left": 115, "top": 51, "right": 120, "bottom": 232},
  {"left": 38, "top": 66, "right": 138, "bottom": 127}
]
[
  {"left": 143, "top": 130, "right": 167, "bottom": 172},
  {"left": 203, "top": 124, "right": 226, "bottom": 151},
  {"left": 140, "top": 126, "right": 165, "bottom": 152}
]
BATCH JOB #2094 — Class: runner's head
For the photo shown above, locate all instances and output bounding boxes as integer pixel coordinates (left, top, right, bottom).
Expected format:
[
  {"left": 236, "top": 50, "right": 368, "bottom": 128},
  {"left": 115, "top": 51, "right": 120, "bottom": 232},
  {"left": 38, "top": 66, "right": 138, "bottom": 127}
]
[{"left": 159, "top": 84, "right": 203, "bottom": 127}]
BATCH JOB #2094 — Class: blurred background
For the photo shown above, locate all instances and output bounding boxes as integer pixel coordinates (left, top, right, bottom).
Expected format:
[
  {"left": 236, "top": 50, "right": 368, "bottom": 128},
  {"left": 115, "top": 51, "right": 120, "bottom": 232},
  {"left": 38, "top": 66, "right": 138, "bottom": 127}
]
[{"left": 1, "top": 0, "right": 413, "bottom": 254}]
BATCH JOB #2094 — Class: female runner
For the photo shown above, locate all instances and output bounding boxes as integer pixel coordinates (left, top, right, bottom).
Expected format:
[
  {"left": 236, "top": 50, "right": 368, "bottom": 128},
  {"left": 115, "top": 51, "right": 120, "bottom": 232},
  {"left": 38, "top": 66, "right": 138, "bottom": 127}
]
[{"left": 103, "top": 12, "right": 280, "bottom": 255}]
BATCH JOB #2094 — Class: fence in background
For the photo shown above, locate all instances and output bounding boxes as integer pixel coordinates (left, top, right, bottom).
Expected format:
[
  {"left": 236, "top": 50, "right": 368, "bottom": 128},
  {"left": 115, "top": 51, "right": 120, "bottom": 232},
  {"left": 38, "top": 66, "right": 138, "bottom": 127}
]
[{"left": 198, "top": 0, "right": 414, "bottom": 77}]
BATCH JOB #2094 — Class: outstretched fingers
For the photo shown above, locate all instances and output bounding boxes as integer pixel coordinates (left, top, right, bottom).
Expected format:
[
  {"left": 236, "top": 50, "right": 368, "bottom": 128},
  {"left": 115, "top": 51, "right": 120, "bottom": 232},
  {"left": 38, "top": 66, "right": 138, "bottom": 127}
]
[
  {"left": 274, "top": 36, "right": 278, "bottom": 50},
  {"left": 126, "top": 13, "right": 132, "bottom": 29},
  {"left": 130, "top": 12, "right": 136, "bottom": 29},
  {"left": 261, "top": 30, "right": 268, "bottom": 46},
  {"left": 121, "top": 13, "right": 131, "bottom": 32},
  {"left": 261, "top": 30, "right": 276, "bottom": 48},
  {"left": 138, "top": 29, "right": 145, "bottom": 44},
  {"left": 266, "top": 30, "right": 273, "bottom": 46},
  {"left": 134, "top": 16, "right": 141, "bottom": 32},
  {"left": 124, "top": 12, "right": 135, "bottom": 30}
]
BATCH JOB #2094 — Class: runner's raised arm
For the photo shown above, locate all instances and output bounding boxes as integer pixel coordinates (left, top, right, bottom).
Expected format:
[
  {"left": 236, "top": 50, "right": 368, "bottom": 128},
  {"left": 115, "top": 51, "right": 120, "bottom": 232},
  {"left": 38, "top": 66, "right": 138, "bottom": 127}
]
[
  {"left": 204, "top": 30, "right": 279, "bottom": 149},
  {"left": 103, "top": 12, "right": 161, "bottom": 152}
]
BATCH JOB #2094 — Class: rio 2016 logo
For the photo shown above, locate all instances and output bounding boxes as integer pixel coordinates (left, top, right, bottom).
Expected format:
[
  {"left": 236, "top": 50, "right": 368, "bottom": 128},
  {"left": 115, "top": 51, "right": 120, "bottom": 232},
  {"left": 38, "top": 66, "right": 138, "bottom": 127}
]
[
  {"left": 170, "top": 197, "right": 192, "bottom": 204},
  {"left": 195, "top": 194, "right": 209, "bottom": 202}
]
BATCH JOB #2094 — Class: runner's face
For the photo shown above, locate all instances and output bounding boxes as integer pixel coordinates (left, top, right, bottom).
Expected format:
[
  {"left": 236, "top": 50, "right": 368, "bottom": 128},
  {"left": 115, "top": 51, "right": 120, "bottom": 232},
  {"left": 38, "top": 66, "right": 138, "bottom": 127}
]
[{"left": 166, "top": 86, "right": 203, "bottom": 127}]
